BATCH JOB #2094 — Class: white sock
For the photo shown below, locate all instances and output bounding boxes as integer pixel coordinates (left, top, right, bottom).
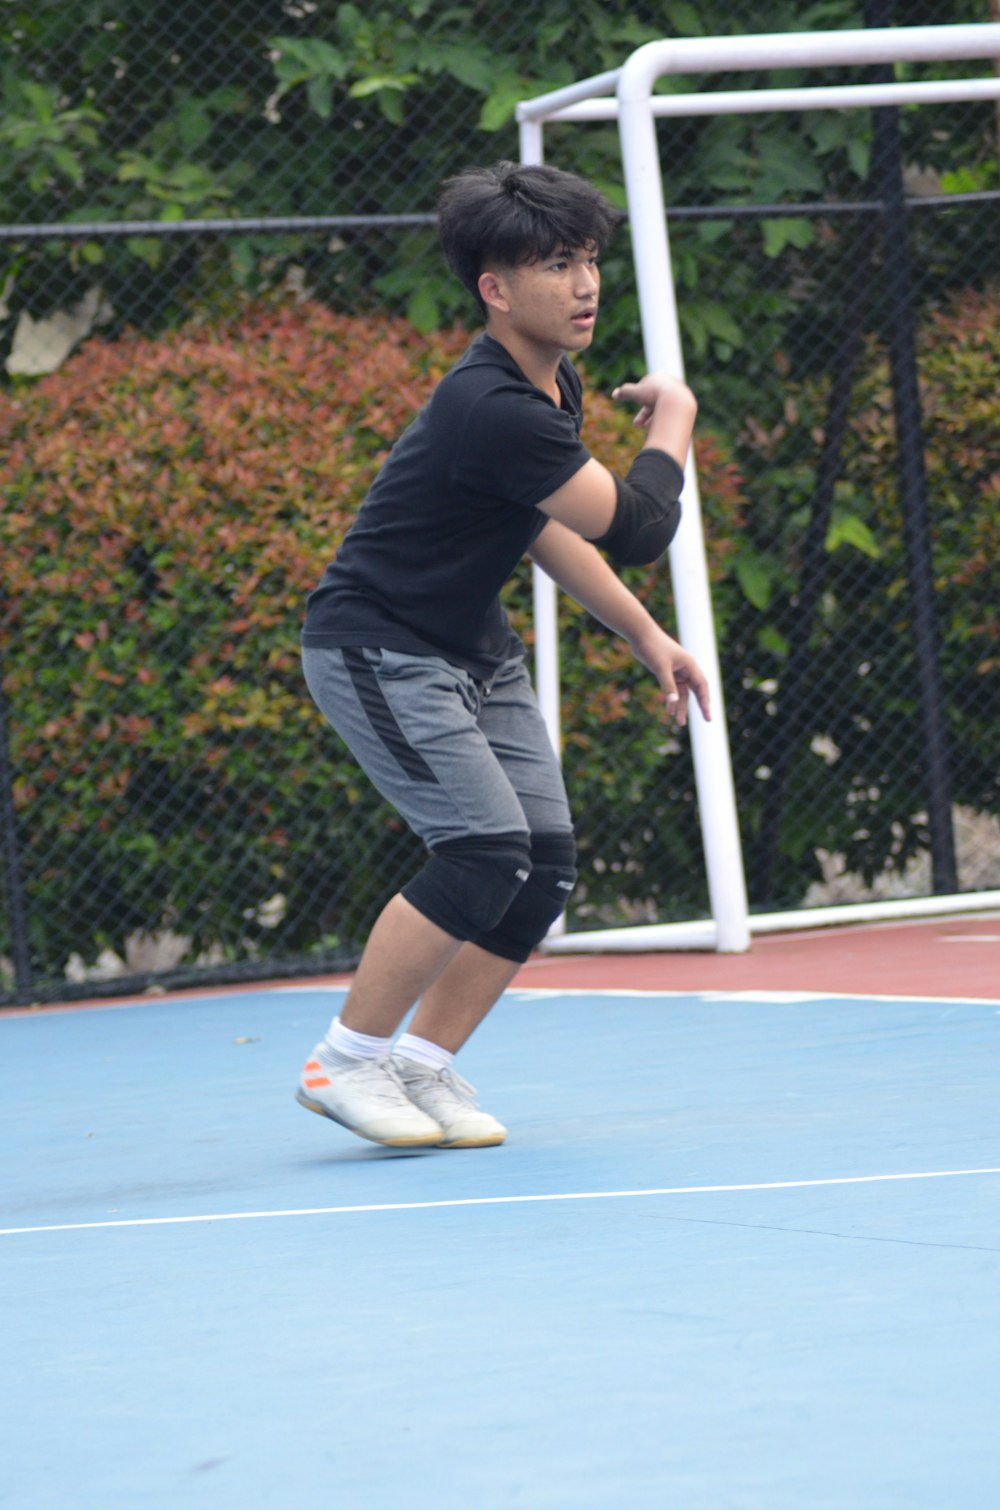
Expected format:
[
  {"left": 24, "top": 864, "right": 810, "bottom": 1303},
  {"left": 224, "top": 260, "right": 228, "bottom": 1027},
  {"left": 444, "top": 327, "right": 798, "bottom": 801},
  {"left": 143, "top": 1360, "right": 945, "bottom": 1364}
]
[
  {"left": 393, "top": 1033, "right": 455, "bottom": 1074},
  {"left": 322, "top": 1016, "right": 393, "bottom": 1066}
]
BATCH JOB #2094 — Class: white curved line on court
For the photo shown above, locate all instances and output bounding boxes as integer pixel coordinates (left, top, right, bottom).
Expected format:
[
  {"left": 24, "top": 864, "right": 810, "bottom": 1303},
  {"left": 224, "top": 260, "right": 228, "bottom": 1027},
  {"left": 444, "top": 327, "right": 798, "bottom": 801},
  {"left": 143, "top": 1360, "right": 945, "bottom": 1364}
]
[{"left": 3, "top": 1166, "right": 999, "bottom": 1237}]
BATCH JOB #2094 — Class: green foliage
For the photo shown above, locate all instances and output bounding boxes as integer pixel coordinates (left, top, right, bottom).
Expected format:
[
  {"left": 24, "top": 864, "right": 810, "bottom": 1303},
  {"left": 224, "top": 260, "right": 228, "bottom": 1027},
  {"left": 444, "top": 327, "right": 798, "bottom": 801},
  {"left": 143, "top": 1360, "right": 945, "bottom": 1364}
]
[
  {"left": 0, "top": 300, "right": 745, "bottom": 977},
  {"left": 3, "top": 0, "right": 997, "bottom": 382},
  {"left": 726, "top": 281, "right": 1000, "bottom": 903},
  {"left": 837, "top": 283, "right": 1000, "bottom": 801},
  {"left": 0, "top": 302, "right": 462, "bottom": 974},
  {"left": 2, "top": 282, "right": 995, "bottom": 978},
  {"left": 2, "top": 0, "right": 998, "bottom": 968},
  {"left": 0, "top": 72, "right": 102, "bottom": 193}
]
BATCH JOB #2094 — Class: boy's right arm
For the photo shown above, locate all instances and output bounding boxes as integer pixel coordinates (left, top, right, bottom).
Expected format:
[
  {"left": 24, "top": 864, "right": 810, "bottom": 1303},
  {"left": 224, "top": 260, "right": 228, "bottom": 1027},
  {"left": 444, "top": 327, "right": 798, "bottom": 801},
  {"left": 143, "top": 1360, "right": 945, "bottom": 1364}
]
[
  {"left": 528, "top": 517, "right": 711, "bottom": 727},
  {"left": 536, "top": 372, "right": 697, "bottom": 553}
]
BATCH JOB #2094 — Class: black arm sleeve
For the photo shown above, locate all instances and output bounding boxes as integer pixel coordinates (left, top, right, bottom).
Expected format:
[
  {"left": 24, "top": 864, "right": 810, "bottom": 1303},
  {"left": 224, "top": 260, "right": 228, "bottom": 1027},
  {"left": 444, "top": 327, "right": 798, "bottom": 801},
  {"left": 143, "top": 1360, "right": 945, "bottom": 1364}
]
[{"left": 592, "top": 448, "right": 684, "bottom": 566}]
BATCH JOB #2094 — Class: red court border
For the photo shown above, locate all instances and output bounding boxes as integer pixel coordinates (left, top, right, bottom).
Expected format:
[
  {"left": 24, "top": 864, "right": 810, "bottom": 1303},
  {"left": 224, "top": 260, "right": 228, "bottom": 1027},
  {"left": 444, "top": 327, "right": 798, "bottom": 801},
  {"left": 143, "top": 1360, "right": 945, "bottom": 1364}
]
[
  {"left": 6, "top": 912, "right": 997, "bottom": 1015},
  {"left": 519, "top": 914, "right": 1000, "bottom": 999}
]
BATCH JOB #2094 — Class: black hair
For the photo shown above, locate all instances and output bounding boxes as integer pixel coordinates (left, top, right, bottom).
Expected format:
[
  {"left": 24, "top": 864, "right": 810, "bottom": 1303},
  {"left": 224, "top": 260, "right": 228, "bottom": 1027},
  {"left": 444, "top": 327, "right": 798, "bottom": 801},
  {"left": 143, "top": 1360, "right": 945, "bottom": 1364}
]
[{"left": 438, "top": 161, "right": 621, "bottom": 316}]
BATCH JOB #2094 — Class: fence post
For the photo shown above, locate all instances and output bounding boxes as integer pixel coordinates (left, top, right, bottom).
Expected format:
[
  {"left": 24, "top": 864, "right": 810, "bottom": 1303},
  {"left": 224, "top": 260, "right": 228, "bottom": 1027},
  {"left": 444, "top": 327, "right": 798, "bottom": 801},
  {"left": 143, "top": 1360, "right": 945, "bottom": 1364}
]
[
  {"left": 865, "top": 0, "right": 958, "bottom": 893},
  {"left": 0, "top": 650, "right": 34, "bottom": 1000}
]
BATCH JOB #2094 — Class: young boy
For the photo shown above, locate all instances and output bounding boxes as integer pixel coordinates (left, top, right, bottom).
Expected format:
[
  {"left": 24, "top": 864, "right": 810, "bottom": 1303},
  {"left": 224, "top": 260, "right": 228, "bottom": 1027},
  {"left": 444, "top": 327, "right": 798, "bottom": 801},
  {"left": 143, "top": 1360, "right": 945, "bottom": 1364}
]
[{"left": 297, "top": 160, "right": 710, "bottom": 1150}]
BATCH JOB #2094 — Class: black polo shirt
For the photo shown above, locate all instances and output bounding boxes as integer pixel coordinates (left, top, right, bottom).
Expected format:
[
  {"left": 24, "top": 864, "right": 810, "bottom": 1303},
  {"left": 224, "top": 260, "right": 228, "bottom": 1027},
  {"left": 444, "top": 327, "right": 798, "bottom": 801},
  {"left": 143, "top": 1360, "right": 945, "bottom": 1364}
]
[{"left": 302, "top": 333, "right": 591, "bottom": 678}]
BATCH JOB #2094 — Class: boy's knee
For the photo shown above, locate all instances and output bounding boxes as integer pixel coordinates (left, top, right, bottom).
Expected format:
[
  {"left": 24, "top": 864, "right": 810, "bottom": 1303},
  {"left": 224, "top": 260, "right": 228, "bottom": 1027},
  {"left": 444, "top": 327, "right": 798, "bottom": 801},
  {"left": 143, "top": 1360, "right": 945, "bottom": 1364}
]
[
  {"left": 401, "top": 832, "right": 532, "bottom": 941},
  {"left": 473, "top": 831, "right": 578, "bottom": 963}
]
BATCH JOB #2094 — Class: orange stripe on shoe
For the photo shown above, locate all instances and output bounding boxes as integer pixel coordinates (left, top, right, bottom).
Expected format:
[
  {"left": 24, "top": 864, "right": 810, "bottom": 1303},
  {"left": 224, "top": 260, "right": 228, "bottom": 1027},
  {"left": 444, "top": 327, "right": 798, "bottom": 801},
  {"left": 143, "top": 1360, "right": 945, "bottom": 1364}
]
[{"left": 304, "top": 1074, "right": 331, "bottom": 1088}]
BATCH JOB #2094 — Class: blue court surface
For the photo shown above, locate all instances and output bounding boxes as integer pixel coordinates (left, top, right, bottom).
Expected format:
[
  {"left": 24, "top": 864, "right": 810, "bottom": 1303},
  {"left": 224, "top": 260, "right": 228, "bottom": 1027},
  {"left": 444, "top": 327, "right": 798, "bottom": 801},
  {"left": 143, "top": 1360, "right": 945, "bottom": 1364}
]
[{"left": 2, "top": 984, "right": 999, "bottom": 1509}]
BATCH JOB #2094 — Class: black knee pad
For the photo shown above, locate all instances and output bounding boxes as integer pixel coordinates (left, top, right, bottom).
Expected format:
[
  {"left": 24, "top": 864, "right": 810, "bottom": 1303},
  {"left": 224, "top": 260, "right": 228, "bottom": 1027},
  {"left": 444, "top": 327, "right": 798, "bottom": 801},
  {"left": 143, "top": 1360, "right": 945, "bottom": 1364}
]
[
  {"left": 474, "top": 831, "right": 578, "bottom": 963},
  {"left": 401, "top": 832, "right": 532, "bottom": 941}
]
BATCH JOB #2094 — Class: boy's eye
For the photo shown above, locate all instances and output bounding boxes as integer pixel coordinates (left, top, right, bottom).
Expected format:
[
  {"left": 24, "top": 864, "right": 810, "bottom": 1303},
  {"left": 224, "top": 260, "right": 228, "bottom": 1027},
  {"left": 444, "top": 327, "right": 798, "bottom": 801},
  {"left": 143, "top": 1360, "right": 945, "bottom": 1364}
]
[{"left": 547, "top": 253, "right": 598, "bottom": 271}]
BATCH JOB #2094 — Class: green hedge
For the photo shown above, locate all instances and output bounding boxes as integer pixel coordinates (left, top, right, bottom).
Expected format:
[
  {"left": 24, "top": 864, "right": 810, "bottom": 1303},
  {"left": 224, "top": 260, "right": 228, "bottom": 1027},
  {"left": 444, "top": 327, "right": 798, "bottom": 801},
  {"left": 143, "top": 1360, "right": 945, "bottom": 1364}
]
[
  {"left": 0, "top": 300, "right": 745, "bottom": 980},
  {"left": 723, "top": 281, "right": 1000, "bottom": 900},
  {"left": 4, "top": 283, "right": 995, "bottom": 987}
]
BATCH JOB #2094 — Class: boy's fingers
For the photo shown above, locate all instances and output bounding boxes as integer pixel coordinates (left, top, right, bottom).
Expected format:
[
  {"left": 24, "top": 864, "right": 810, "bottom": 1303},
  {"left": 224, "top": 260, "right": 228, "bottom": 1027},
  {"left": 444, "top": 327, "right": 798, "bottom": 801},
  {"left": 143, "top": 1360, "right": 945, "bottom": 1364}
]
[
  {"left": 662, "top": 670, "right": 683, "bottom": 723},
  {"left": 691, "top": 671, "right": 712, "bottom": 722},
  {"left": 673, "top": 664, "right": 711, "bottom": 725}
]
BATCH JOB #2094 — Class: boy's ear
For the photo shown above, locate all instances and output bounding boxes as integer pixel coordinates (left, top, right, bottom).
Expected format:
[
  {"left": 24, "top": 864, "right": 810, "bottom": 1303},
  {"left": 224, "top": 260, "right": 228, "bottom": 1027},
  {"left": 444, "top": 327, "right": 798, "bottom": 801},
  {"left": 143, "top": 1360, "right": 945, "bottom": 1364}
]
[{"left": 478, "top": 269, "right": 510, "bottom": 316}]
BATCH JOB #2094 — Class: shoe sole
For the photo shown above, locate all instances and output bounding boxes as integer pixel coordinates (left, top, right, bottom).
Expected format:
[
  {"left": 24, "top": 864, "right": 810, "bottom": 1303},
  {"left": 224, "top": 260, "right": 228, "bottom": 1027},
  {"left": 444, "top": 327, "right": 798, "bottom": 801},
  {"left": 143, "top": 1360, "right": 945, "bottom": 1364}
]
[
  {"left": 436, "top": 1134, "right": 507, "bottom": 1149},
  {"left": 295, "top": 1088, "right": 443, "bottom": 1147}
]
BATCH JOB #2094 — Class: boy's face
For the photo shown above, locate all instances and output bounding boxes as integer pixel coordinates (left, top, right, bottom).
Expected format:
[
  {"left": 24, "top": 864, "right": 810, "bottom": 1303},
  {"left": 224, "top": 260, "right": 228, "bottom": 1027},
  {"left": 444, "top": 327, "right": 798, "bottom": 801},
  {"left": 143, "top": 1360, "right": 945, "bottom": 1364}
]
[{"left": 481, "top": 243, "right": 601, "bottom": 355}]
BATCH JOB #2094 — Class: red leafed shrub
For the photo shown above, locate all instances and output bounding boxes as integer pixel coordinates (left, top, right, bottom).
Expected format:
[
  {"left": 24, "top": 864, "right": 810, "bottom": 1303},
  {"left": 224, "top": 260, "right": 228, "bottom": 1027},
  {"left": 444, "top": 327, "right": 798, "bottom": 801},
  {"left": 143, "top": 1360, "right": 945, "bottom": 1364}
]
[{"left": 0, "top": 300, "right": 745, "bottom": 982}]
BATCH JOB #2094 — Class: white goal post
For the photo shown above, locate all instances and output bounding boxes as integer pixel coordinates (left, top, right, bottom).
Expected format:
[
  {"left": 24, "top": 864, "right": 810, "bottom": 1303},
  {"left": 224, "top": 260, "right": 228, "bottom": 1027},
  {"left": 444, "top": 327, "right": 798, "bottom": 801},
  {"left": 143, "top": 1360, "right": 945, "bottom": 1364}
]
[{"left": 517, "top": 23, "right": 1000, "bottom": 954}]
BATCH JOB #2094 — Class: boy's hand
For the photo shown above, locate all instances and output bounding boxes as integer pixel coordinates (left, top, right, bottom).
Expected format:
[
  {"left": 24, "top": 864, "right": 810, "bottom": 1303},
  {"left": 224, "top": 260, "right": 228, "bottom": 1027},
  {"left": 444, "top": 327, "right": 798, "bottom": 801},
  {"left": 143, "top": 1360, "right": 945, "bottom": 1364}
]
[
  {"left": 613, "top": 371, "right": 696, "bottom": 431},
  {"left": 627, "top": 625, "right": 712, "bottom": 728}
]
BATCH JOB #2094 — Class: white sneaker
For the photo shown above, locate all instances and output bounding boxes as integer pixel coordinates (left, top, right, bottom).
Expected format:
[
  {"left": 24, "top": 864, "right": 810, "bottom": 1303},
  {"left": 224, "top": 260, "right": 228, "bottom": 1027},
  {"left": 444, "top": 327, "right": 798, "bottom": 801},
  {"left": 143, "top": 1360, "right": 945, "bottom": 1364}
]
[
  {"left": 391, "top": 1056, "right": 507, "bottom": 1149},
  {"left": 296, "top": 1047, "right": 444, "bottom": 1147}
]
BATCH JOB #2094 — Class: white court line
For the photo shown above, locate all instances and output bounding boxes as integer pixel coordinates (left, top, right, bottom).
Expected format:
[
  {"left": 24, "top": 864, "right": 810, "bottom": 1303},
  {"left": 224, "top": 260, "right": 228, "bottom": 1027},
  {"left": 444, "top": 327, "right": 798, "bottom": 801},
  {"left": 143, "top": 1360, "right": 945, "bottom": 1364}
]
[
  {"left": 5, "top": 986, "right": 999, "bottom": 1020},
  {"left": 3, "top": 1166, "right": 999, "bottom": 1237},
  {"left": 505, "top": 988, "right": 1000, "bottom": 1006}
]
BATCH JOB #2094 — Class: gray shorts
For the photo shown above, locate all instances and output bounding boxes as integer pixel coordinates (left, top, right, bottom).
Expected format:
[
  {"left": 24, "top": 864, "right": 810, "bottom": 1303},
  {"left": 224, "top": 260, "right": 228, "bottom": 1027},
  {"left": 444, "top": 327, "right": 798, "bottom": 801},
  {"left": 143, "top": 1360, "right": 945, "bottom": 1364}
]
[{"left": 301, "top": 646, "right": 573, "bottom": 850}]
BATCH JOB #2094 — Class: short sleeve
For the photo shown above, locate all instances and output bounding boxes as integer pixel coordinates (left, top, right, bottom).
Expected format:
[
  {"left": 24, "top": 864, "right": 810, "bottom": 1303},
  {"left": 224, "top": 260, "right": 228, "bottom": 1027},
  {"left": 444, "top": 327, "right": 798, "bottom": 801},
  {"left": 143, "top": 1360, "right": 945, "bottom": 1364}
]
[{"left": 451, "top": 382, "right": 591, "bottom": 508}]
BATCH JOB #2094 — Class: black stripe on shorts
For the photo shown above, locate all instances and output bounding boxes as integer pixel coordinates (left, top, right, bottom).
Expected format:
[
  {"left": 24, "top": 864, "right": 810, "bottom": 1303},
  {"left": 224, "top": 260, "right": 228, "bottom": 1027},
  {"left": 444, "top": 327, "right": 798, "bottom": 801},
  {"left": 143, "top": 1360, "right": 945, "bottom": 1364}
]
[{"left": 342, "top": 648, "right": 440, "bottom": 785}]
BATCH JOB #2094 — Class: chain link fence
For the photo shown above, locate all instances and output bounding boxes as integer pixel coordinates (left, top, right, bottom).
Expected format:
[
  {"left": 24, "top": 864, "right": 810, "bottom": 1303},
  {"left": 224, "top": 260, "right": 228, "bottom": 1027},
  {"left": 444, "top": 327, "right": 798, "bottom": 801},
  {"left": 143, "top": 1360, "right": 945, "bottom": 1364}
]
[{"left": 2, "top": 2, "right": 999, "bottom": 1003}]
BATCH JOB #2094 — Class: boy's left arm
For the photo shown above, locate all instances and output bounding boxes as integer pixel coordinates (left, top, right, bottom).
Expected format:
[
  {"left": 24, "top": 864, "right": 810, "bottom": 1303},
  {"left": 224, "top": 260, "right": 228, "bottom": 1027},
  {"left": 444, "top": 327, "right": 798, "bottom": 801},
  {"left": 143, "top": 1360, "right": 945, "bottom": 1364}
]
[{"left": 528, "top": 518, "right": 712, "bottom": 728}]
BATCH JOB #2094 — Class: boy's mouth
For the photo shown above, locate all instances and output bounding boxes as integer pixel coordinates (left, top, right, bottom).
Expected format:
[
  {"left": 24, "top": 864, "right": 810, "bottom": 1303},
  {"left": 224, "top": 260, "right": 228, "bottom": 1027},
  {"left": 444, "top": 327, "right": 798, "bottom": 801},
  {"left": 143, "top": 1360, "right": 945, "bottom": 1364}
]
[{"left": 571, "top": 307, "right": 597, "bottom": 328}]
